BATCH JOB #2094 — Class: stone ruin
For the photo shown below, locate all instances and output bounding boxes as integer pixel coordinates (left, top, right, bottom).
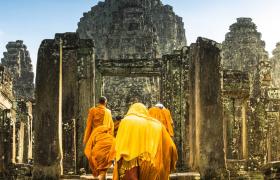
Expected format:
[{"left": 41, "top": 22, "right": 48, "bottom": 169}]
[
  {"left": 0, "top": 41, "right": 34, "bottom": 179},
  {"left": 77, "top": 0, "right": 187, "bottom": 119},
  {"left": 271, "top": 42, "right": 280, "bottom": 88},
  {"left": 77, "top": 0, "right": 186, "bottom": 60},
  {"left": 1, "top": 40, "right": 34, "bottom": 100},
  {"left": 222, "top": 18, "right": 280, "bottom": 178},
  {"left": 1, "top": 0, "right": 280, "bottom": 179}
]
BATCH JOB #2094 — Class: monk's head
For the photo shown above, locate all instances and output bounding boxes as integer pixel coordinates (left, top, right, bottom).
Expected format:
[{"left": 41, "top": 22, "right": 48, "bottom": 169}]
[
  {"left": 155, "top": 103, "right": 164, "bottom": 109},
  {"left": 99, "top": 96, "right": 107, "bottom": 105},
  {"left": 127, "top": 103, "right": 149, "bottom": 117}
]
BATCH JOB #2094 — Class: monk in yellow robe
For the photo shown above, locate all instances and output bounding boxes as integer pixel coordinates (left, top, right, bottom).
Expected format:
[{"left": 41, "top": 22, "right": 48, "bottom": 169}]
[
  {"left": 149, "top": 103, "right": 174, "bottom": 137},
  {"left": 113, "top": 103, "right": 178, "bottom": 180},
  {"left": 83, "top": 96, "right": 115, "bottom": 180}
]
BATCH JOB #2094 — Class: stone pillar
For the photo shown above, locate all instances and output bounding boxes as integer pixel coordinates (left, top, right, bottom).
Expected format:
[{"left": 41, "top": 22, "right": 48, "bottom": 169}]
[
  {"left": 0, "top": 109, "right": 15, "bottom": 177},
  {"left": 76, "top": 40, "right": 96, "bottom": 171},
  {"left": 189, "top": 37, "right": 228, "bottom": 179},
  {"left": 13, "top": 100, "right": 33, "bottom": 164},
  {"left": 241, "top": 100, "right": 248, "bottom": 160},
  {"left": 33, "top": 37, "right": 62, "bottom": 179},
  {"left": 161, "top": 51, "right": 189, "bottom": 171},
  {"left": 34, "top": 32, "right": 95, "bottom": 178}
]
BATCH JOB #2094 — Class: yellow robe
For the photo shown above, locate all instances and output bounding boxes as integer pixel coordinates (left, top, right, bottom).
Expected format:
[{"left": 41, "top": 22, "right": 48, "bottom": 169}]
[
  {"left": 113, "top": 103, "right": 178, "bottom": 180},
  {"left": 149, "top": 107, "right": 174, "bottom": 137},
  {"left": 83, "top": 104, "right": 115, "bottom": 177}
]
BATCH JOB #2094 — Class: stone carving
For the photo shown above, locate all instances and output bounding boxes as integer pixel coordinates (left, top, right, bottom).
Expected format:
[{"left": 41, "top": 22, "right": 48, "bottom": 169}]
[
  {"left": 222, "top": 18, "right": 268, "bottom": 72},
  {"left": 271, "top": 42, "right": 280, "bottom": 89},
  {"left": 1, "top": 41, "right": 34, "bottom": 100},
  {"left": 103, "top": 76, "right": 160, "bottom": 117},
  {"left": 77, "top": 0, "right": 186, "bottom": 60}
]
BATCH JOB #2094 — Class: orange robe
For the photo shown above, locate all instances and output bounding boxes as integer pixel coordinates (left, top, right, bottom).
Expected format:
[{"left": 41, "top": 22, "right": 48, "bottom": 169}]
[
  {"left": 148, "top": 107, "right": 174, "bottom": 137},
  {"left": 83, "top": 104, "right": 115, "bottom": 177},
  {"left": 113, "top": 103, "right": 178, "bottom": 180}
]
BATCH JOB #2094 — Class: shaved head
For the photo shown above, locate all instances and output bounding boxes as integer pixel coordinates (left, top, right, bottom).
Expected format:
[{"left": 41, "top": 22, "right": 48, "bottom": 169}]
[{"left": 99, "top": 96, "right": 107, "bottom": 105}]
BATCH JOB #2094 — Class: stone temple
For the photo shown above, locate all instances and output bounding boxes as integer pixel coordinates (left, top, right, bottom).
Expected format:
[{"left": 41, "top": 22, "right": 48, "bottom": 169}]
[
  {"left": 1, "top": 0, "right": 280, "bottom": 179},
  {"left": 77, "top": 0, "right": 187, "bottom": 118},
  {"left": 0, "top": 41, "right": 34, "bottom": 179},
  {"left": 77, "top": 0, "right": 186, "bottom": 60}
]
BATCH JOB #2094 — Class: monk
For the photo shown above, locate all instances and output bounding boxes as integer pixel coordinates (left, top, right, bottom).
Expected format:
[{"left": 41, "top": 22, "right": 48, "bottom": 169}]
[
  {"left": 113, "top": 103, "right": 178, "bottom": 180},
  {"left": 149, "top": 103, "right": 174, "bottom": 137},
  {"left": 83, "top": 96, "right": 115, "bottom": 180}
]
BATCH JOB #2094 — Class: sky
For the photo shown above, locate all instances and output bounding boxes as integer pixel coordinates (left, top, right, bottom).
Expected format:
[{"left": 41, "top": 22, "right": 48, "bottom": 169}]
[{"left": 1, "top": 0, "right": 280, "bottom": 72}]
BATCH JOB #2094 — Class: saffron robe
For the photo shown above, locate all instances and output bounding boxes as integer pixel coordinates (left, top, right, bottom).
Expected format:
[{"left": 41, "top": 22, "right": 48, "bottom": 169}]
[
  {"left": 83, "top": 104, "right": 115, "bottom": 177},
  {"left": 113, "top": 103, "right": 178, "bottom": 180},
  {"left": 148, "top": 107, "right": 174, "bottom": 137}
]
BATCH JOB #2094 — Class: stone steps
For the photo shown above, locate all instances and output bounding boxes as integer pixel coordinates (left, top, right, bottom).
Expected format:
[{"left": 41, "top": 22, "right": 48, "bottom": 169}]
[
  {"left": 229, "top": 171, "right": 264, "bottom": 180},
  {"left": 62, "top": 172, "right": 200, "bottom": 180}
]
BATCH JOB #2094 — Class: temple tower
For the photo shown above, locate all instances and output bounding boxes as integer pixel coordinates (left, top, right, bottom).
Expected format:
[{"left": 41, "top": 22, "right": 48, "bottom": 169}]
[
  {"left": 222, "top": 17, "right": 270, "bottom": 171},
  {"left": 1, "top": 40, "right": 34, "bottom": 100},
  {"left": 77, "top": 0, "right": 186, "bottom": 60}
]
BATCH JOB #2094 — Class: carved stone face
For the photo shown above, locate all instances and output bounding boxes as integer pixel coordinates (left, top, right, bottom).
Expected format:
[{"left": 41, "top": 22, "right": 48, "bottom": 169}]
[{"left": 123, "top": 7, "right": 143, "bottom": 33}]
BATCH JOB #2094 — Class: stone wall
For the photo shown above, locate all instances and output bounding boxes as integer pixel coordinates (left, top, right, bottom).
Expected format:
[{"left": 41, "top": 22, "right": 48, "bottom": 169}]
[
  {"left": 77, "top": 0, "right": 186, "bottom": 59},
  {"left": 1, "top": 41, "right": 34, "bottom": 100},
  {"left": 271, "top": 42, "right": 280, "bottom": 89},
  {"left": 96, "top": 58, "right": 162, "bottom": 118},
  {"left": 103, "top": 76, "right": 160, "bottom": 117},
  {"left": 0, "top": 65, "right": 16, "bottom": 178},
  {"left": 161, "top": 50, "right": 189, "bottom": 170}
]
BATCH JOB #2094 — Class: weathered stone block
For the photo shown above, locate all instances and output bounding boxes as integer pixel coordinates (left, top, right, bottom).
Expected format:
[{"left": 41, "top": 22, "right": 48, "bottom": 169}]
[
  {"left": 33, "top": 32, "right": 95, "bottom": 178},
  {"left": 189, "top": 37, "right": 228, "bottom": 179}
]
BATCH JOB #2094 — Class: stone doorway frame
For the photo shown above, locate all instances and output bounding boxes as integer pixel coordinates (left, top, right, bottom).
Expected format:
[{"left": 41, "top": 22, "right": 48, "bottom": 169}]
[{"left": 94, "top": 51, "right": 189, "bottom": 170}]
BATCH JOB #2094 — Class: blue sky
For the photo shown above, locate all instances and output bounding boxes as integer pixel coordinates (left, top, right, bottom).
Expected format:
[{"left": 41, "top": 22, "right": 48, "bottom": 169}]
[{"left": 1, "top": 0, "right": 280, "bottom": 71}]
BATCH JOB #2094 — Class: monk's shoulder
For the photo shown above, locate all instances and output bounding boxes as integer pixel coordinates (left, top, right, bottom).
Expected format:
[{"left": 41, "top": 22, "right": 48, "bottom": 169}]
[
  {"left": 89, "top": 107, "right": 96, "bottom": 112},
  {"left": 149, "top": 107, "right": 157, "bottom": 111},
  {"left": 149, "top": 107, "right": 160, "bottom": 114},
  {"left": 89, "top": 106, "right": 103, "bottom": 114},
  {"left": 149, "top": 117, "right": 163, "bottom": 127}
]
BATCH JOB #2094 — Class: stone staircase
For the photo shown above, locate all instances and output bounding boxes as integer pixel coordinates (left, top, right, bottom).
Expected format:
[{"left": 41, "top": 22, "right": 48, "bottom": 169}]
[{"left": 62, "top": 171, "right": 200, "bottom": 180}]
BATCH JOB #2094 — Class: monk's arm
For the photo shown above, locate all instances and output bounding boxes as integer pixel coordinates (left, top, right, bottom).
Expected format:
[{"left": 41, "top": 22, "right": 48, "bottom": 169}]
[
  {"left": 167, "top": 109, "right": 174, "bottom": 126},
  {"left": 163, "top": 126, "right": 178, "bottom": 171},
  {"left": 83, "top": 109, "right": 94, "bottom": 144},
  {"left": 109, "top": 112, "right": 114, "bottom": 135}
]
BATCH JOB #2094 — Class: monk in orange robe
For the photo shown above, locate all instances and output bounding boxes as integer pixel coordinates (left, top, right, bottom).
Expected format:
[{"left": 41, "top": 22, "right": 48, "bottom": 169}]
[
  {"left": 149, "top": 103, "right": 174, "bottom": 137},
  {"left": 83, "top": 96, "right": 115, "bottom": 180},
  {"left": 113, "top": 103, "right": 178, "bottom": 180}
]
